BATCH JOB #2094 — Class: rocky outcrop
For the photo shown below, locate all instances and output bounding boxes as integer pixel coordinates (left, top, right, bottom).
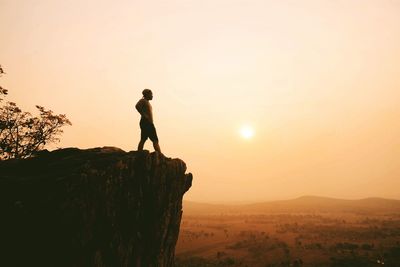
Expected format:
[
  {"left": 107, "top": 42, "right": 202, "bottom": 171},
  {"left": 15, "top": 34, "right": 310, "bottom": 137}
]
[{"left": 0, "top": 147, "right": 192, "bottom": 267}]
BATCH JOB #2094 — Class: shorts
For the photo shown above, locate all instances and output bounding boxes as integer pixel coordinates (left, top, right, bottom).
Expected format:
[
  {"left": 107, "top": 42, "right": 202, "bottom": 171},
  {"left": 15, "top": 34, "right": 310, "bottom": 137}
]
[{"left": 140, "top": 118, "right": 159, "bottom": 142}]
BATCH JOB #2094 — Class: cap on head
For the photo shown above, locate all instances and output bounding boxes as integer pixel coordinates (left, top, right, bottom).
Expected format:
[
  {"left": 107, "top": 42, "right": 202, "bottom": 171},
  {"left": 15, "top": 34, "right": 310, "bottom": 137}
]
[{"left": 142, "top": 88, "right": 152, "bottom": 97}]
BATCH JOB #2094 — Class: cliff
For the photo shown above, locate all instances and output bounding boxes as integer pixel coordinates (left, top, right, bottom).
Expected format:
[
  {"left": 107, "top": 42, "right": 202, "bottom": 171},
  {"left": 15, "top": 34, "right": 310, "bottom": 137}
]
[{"left": 0, "top": 147, "right": 192, "bottom": 267}]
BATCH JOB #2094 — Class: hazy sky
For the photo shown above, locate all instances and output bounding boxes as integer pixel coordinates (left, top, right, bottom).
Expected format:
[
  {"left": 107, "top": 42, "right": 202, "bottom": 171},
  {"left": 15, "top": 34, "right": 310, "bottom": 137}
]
[{"left": 1, "top": 0, "right": 399, "bottom": 202}]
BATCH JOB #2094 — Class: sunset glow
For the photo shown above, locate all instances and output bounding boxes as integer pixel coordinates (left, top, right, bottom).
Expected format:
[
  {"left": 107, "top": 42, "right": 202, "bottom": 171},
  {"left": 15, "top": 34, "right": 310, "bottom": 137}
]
[
  {"left": 1, "top": 0, "right": 400, "bottom": 202},
  {"left": 240, "top": 125, "right": 255, "bottom": 140}
]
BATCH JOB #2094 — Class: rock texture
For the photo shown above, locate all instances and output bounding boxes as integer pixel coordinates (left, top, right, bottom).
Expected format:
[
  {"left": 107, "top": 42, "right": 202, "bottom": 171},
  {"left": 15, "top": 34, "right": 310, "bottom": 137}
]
[{"left": 0, "top": 147, "right": 192, "bottom": 267}]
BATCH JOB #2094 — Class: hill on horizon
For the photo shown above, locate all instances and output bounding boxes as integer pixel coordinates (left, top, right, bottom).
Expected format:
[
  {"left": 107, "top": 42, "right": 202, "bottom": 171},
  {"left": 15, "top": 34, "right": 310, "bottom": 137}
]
[{"left": 183, "top": 195, "right": 400, "bottom": 215}]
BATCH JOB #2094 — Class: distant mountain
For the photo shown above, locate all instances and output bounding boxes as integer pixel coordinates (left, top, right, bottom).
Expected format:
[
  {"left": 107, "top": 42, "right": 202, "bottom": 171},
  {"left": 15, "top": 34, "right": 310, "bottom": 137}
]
[{"left": 183, "top": 196, "right": 400, "bottom": 215}]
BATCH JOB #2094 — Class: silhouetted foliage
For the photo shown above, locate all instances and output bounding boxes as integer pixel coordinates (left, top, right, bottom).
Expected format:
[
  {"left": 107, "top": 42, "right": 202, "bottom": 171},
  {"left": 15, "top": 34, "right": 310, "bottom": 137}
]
[
  {"left": 0, "top": 65, "right": 71, "bottom": 159},
  {"left": 329, "top": 256, "right": 371, "bottom": 267},
  {"left": 0, "top": 65, "right": 8, "bottom": 100},
  {"left": 175, "top": 256, "right": 237, "bottom": 267}
]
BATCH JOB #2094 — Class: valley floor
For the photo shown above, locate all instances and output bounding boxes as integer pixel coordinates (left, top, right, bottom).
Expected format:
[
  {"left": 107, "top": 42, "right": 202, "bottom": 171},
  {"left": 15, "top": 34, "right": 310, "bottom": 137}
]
[{"left": 175, "top": 212, "right": 400, "bottom": 267}]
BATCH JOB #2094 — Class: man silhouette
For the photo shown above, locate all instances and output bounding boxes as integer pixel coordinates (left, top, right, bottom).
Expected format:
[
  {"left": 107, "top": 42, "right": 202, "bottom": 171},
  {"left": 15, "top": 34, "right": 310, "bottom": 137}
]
[{"left": 135, "top": 89, "right": 162, "bottom": 153}]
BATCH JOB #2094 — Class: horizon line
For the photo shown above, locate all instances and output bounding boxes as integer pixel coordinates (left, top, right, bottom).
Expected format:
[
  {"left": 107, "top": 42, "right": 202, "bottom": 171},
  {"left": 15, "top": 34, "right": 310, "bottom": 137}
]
[{"left": 184, "top": 195, "right": 400, "bottom": 205}]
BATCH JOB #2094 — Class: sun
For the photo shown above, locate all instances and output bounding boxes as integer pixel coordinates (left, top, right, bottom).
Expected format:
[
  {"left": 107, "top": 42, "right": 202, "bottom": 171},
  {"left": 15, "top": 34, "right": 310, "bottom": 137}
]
[{"left": 240, "top": 125, "right": 255, "bottom": 139}]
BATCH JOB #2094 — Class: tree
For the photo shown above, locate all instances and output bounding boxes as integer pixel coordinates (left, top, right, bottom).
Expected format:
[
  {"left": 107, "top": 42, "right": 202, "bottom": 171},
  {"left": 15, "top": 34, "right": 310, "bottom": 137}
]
[
  {"left": 0, "top": 65, "right": 8, "bottom": 99},
  {"left": 0, "top": 65, "right": 71, "bottom": 159}
]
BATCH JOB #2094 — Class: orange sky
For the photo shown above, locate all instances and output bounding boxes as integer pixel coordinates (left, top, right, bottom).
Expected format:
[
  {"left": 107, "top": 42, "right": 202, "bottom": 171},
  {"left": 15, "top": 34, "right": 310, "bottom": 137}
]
[{"left": 1, "top": 0, "right": 399, "bottom": 202}]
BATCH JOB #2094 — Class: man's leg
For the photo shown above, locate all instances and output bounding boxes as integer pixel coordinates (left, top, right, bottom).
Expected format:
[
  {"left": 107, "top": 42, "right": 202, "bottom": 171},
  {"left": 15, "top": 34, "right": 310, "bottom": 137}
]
[
  {"left": 153, "top": 141, "right": 161, "bottom": 153},
  {"left": 149, "top": 124, "right": 161, "bottom": 153},
  {"left": 138, "top": 139, "right": 146, "bottom": 151}
]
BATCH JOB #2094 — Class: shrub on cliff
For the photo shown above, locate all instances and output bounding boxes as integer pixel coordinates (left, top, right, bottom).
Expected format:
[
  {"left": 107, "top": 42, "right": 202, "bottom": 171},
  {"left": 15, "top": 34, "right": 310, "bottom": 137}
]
[
  {"left": 0, "top": 65, "right": 71, "bottom": 159},
  {"left": 0, "top": 65, "right": 7, "bottom": 100}
]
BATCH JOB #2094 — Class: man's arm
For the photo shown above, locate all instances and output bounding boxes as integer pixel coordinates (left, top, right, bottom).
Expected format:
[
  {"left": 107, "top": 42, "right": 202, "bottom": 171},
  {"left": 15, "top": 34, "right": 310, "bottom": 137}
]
[
  {"left": 135, "top": 100, "right": 143, "bottom": 114},
  {"left": 135, "top": 100, "right": 152, "bottom": 122}
]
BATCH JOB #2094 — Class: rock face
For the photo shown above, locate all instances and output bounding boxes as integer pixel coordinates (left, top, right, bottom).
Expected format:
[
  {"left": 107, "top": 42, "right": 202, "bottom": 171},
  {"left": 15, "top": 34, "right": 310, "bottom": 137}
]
[{"left": 0, "top": 147, "right": 192, "bottom": 267}]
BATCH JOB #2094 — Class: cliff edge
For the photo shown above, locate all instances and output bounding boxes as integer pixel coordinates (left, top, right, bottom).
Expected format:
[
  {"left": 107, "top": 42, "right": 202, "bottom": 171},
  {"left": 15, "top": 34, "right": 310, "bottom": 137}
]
[{"left": 0, "top": 147, "right": 192, "bottom": 267}]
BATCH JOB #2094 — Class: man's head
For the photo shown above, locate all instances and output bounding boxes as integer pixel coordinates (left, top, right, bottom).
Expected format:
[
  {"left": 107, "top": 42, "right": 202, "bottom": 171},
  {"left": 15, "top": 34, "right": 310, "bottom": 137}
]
[{"left": 142, "top": 89, "right": 153, "bottom": 100}]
